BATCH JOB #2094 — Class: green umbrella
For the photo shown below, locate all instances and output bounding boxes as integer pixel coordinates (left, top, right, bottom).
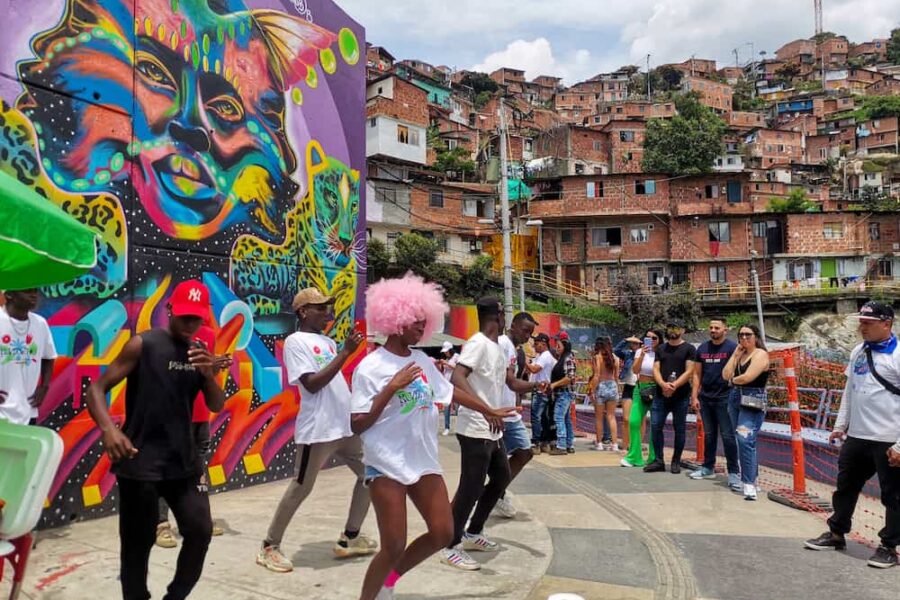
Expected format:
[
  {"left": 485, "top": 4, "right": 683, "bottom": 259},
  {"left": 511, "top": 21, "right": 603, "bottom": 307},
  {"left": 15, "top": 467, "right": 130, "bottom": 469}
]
[{"left": 0, "top": 171, "right": 97, "bottom": 290}]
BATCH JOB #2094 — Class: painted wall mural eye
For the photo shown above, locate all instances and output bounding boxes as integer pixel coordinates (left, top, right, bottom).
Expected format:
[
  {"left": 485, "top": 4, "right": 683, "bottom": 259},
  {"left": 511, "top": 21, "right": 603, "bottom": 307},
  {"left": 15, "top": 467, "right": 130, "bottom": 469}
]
[
  {"left": 135, "top": 51, "right": 177, "bottom": 91},
  {"left": 206, "top": 95, "right": 244, "bottom": 122}
]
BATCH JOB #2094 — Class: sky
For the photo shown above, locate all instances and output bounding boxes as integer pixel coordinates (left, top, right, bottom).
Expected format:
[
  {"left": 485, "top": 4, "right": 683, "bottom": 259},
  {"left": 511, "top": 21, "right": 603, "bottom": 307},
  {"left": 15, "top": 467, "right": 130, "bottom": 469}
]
[{"left": 335, "top": 0, "right": 900, "bottom": 85}]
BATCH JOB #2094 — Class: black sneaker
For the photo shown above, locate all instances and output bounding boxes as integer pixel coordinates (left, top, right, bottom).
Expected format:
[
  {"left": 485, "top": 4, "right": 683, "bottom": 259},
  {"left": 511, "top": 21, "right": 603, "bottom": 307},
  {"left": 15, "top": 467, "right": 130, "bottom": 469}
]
[
  {"left": 670, "top": 463, "right": 681, "bottom": 474},
  {"left": 643, "top": 460, "right": 665, "bottom": 473},
  {"left": 566, "top": 447, "right": 575, "bottom": 454},
  {"left": 867, "top": 545, "right": 898, "bottom": 569},
  {"left": 804, "top": 531, "right": 847, "bottom": 551}
]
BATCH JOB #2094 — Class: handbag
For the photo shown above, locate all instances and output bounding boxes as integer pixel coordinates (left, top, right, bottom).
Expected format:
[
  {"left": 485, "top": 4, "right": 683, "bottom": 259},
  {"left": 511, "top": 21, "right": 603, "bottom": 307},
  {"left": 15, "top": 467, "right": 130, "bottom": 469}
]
[
  {"left": 639, "top": 384, "right": 655, "bottom": 403},
  {"left": 739, "top": 389, "right": 767, "bottom": 411}
]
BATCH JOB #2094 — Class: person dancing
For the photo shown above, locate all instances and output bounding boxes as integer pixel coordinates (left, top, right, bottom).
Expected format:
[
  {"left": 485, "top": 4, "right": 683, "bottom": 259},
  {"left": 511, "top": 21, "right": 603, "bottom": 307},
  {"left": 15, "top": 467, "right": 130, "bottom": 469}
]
[{"left": 350, "top": 275, "right": 515, "bottom": 600}]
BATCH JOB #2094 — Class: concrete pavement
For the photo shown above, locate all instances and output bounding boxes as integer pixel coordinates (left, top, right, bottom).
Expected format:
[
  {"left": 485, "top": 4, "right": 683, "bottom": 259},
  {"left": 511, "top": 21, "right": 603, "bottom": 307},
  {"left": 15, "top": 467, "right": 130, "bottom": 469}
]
[{"left": 4, "top": 435, "right": 900, "bottom": 599}]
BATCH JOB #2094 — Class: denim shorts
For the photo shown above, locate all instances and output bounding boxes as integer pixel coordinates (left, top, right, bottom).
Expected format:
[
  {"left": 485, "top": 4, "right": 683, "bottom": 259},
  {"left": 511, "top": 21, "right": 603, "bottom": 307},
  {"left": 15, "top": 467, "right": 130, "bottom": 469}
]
[
  {"left": 503, "top": 419, "right": 532, "bottom": 454},
  {"left": 595, "top": 380, "right": 619, "bottom": 402},
  {"left": 364, "top": 465, "right": 384, "bottom": 486}
]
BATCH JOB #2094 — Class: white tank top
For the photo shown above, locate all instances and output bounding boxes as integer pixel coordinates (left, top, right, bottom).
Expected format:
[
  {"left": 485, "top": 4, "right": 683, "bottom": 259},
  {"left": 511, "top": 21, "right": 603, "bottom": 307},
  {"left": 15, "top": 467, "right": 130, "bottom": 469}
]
[{"left": 637, "top": 349, "right": 655, "bottom": 377}]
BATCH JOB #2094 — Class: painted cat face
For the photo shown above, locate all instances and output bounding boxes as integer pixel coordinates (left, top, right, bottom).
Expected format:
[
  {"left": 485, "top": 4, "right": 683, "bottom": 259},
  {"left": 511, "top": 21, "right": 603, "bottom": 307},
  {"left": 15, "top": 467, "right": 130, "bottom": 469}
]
[
  {"left": 306, "top": 141, "right": 361, "bottom": 269},
  {"left": 17, "top": 0, "right": 335, "bottom": 240}
]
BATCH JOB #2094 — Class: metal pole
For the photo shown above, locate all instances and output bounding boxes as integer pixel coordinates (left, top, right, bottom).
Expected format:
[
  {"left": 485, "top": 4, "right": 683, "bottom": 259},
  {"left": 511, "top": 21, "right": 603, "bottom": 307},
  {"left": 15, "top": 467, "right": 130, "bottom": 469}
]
[
  {"left": 750, "top": 251, "right": 767, "bottom": 341},
  {"left": 498, "top": 100, "right": 514, "bottom": 326},
  {"left": 519, "top": 270, "right": 526, "bottom": 312},
  {"left": 646, "top": 54, "right": 651, "bottom": 100}
]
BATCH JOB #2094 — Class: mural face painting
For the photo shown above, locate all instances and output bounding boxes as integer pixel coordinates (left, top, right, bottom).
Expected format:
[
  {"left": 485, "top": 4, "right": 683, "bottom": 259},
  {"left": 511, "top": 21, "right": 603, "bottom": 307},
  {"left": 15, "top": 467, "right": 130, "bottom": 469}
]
[{"left": 0, "top": 0, "right": 365, "bottom": 526}]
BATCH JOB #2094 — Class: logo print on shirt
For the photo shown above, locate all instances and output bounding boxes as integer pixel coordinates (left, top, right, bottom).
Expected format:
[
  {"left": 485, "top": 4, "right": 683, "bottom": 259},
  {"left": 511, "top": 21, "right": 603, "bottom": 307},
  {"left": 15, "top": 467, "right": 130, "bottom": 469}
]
[
  {"left": 311, "top": 344, "right": 335, "bottom": 367},
  {"left": 188, "top": 288, "right": 203, "bottom": 302},
  {"left": 0, "top": 334, "right": 38, "bottom": 365},
  {"left": 397, "top": 372, "right": 434, "bottom": 415},
  {"left": 853, "top": 352, "right": 870, "bottom": 376}
]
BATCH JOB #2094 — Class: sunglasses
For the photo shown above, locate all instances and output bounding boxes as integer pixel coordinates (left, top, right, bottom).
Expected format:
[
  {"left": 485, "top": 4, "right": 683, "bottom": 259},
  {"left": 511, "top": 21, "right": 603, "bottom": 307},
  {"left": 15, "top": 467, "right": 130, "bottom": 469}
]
[
  {"left": 647, "top": 335, "right": 658, "bottom": 340},
  {"left": 738, "top": 332, "right": 755, "bottom": 338}
]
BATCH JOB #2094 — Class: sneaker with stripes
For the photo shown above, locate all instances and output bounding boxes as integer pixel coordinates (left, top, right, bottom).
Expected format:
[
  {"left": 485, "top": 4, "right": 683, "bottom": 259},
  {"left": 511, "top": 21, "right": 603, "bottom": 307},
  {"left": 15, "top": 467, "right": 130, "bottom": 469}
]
[
  {"left": 440, "top": 547, "right": 480, "bottom": 571},
  {"left": 461, "top": 532, "right": 499, "bottom": 552}
]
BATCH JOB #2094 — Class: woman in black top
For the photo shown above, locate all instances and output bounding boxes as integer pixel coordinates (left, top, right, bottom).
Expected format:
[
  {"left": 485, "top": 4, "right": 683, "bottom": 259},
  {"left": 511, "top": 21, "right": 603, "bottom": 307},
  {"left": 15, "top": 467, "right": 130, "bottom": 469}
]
[{"left": 722, "top": 324, "right": 771, "bottom": 501}]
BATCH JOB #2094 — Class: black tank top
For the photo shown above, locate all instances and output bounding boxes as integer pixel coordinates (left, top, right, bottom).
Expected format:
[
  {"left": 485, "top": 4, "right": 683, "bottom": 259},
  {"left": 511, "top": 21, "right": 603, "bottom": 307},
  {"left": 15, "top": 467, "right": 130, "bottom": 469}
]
[
  {"left": 736, "top": 352, "right": 769, "bottom": 389},
  {"left": 113, "top": 329, "right": 205, "bottom": 481}
]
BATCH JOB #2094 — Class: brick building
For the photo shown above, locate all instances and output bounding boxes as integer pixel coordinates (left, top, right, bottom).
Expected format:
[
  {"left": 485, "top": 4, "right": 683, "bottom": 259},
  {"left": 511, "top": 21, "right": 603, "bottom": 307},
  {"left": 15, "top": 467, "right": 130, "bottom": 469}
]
[
  {"left": 776, "top": 39, "right": 816, "bottom": 67},
  {"left": 588, "top": 100, "right": 676, "bottom": 127},
  {"left": 603, "top": 120, "right": 647, "bottom": 174},
  {"left": 850, "top": 39, "right": 890, "bottom": 64},
  {"left": 669, "top": 58, "right": 718, "bottom": 78},
  {"left": 744, "top": 128, "right": 804, "bottom": 167},
  {"left": 817, "top": 37, "right": 850, "bottom": 66},
  {"left": 531, "top": 124, "right": 609, "bottom": 176},
  {"left": 366, "top": 45, "right": 395, "bottom": 81},
  {"left": 681, "top": 76, "right": 733, "bottom": 114},
  {"left": 857, "top": 116, "right": 900, "bottom": 155}
]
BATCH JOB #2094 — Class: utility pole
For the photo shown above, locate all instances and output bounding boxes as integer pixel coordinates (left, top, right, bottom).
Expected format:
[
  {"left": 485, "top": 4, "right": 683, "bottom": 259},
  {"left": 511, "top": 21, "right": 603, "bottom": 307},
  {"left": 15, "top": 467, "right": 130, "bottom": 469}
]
[
  {"left": 750, "top": 250, "right": 767, "bottom": 341},
  {"left": 646, "top": 54, "right": 652, "bottom": 100},
  {"left": 498, "top": 99, "right": 514, "bottom": 327}
]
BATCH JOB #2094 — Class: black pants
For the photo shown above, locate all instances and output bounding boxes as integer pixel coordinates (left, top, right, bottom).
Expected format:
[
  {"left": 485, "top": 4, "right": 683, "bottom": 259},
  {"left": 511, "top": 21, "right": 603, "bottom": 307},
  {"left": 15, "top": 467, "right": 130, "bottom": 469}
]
[
  {"left": 828, "top": 436, "right": 900, "bottom": 548},
  {"left": 118, "top": 476, "right": 212, "bottom": 600},
  {"left": 449, "top": 434, "right": 511, "bottom": 547},
  {"left": 650, "top": 395, "right": 689, "bottom": 465},
  {"left": 159, "top": 423, "right": 211, "bottom": 523}
]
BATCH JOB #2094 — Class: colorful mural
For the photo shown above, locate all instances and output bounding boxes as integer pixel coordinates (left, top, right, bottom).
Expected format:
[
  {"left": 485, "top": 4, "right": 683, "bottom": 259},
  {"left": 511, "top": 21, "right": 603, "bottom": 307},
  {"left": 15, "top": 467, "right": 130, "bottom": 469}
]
[{"left": 0, "top": 0, "right": 365, "bottom": 527}]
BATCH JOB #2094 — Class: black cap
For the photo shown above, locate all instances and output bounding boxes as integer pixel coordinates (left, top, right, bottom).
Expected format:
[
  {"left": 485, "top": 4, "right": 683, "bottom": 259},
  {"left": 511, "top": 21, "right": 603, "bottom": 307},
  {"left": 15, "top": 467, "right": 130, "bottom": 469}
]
[
  {"left": 666, "top": 319, "right": 685, "bottom": 329},
  {"left": 533, "top": 333, "right": 550, "bottom": 343},
  {"left": 476, "top": 296, "right": 503, "bottom": 316},
  {"left": 857, "top": 301, "right": 894, "bottom": 322}
]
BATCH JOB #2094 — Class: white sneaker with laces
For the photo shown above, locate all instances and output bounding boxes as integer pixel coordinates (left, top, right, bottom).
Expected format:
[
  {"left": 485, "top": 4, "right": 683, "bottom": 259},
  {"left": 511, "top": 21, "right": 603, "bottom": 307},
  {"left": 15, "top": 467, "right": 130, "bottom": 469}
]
[
  {"left": 593, "top": 442, "right": 605, "bottom": 451},
  {"left": 461, "top": 532, "right": 499, "bottom": 552},
  {"left": 493, "top": 497, "right": 517, "bottom": 518},
  {"left": 743, "top": 483, "right": 758, "bottom": 501},
  {"left": 440, "top": 547, "right": 481, "bottom": 570},
  {"left": 442, "top": 428, "right": 450, "bottom": 436},
  {"left": 611, "top": 443, "right": 620, "bottom": 452}
]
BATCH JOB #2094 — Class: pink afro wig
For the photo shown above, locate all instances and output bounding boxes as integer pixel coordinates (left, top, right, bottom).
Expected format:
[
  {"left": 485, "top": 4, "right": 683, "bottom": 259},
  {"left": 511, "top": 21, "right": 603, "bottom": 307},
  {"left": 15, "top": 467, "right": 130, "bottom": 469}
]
[{"left": 366, "top": 272, "right": 449, "bottom": 340}]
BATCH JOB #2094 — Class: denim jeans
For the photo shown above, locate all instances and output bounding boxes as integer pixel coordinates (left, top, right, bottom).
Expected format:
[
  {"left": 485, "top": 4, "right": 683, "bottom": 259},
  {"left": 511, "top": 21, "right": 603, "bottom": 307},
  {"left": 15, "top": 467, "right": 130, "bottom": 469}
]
[
  {"left": 699, "top": 395, "right": 739, "bottom": 474},
  {"left": 530, "top": 392, "right": 550, "bottom": 445},
  {"left": 553, "top": 391, "right": 574, "bottom": 449},
  {"left": 650, "top": 395, "right": 689, "bottom": 465},
  {"left": 728, "top": 387, "right": 766, "bottom": 484},
  {"left": 444, "top": 402, "right": 452, "bottom": 430}
]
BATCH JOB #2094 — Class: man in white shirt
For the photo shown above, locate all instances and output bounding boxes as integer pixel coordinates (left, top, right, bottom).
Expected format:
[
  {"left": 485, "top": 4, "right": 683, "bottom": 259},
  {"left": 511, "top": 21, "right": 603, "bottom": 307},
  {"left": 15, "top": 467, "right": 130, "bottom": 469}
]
[
  {"left": 441, "top": 298, "right": 543, "bottom": 571},
  {"left": 439, "top": 341, "right": 459, "bottom": 435},
  {"left": 805, "top": 302, "right": 900, "bottom": 569},
  {"left": 258, "top": 288, "right": 375, "bottom": 573},
  {"left": 494, "top": 312, "right": 540, "bottom": 519},
  {"left": 526, "top": 333, "right": 556, "bottom": 453},
  {"left": 0, "top": 289, "right": 56, "bottom": 425}
]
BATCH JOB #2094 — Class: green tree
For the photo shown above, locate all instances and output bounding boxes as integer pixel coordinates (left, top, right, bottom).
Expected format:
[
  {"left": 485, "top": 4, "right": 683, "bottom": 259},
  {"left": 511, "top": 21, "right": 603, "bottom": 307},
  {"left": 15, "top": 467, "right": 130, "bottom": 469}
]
[
  {"left": 460, "top": 255, "right": 494, "bottom": 299},
  {"left": 432, "top": 147, "right": 476, "bottom": 179},
  {"left": 641, "top": 92, "right": 727, "bottom": 175},
  {"left": 459, "top": 71, "right": 499, "bottom": 95},
  {"left": 768, "top": 188, "right": 820, "bottom": 213},
  {"left": 665, "top": 285, "right": 703, "bottom": 331},
  {"left": 854, "top": 95, "right": 900, "bottom": 120},
  {"left": 775, "top": 63, "right": 801, "bottom": 83},
  {"left": 393, "top": 233, "right": 438, "bottom": 278},
  {"left": 613, "top": 269, "right": 667, "bottom": 332},
  {"left": 656, "top": 65, "right": 683, "bottom": 91},
  {"left": 812, "top": 32, "right": 838, "bottom": 44},
  {"left": 474, "top": 90, "right": 493, "bottom": 109},
  {"left": 887, "top": 27, "right": 900, "bottom": 64},
  {"left": 732, "top": 77, "right": 765, "bottom": 111},
  {"left": 366, "top": 238, "right": 391, "bottom": 282}
]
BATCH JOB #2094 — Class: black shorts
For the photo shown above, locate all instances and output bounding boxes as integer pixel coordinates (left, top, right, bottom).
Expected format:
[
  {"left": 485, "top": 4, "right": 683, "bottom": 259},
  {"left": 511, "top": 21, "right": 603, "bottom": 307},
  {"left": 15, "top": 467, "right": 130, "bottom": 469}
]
[{"left": 621, "top": 384, "right": 635, "bottom": 402}]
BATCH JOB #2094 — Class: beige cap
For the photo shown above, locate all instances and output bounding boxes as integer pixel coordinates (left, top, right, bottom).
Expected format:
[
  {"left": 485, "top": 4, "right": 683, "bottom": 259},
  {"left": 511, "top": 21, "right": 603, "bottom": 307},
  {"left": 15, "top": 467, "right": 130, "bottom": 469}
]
[
  {"left": 625, "top": 336, "right": 642, "bottom": 344},
  {"left": 291, "top": 288, "right": 334, "bottom": 311}
]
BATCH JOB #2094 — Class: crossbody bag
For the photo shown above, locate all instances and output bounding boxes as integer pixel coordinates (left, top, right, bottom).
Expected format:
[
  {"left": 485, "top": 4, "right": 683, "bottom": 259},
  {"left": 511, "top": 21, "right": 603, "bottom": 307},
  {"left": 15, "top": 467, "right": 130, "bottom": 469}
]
[
  {"left": 736, "top": 350, "right": 767, "bottom": 411},
  {"left": 865, "top": 348, "right": 900, "bottom": 396}
]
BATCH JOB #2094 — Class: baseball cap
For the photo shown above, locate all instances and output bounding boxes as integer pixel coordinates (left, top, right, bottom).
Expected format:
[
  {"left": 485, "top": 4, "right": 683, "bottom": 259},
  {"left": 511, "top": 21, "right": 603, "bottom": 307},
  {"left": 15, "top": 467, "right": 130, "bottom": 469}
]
[
  {"left": 666, "top": 319, "right": 686, "bottom": 330},
  {"left": 625, "top": 336, "right": 642, "bottom": 344},
  {"left": 533, "top": 333, "right": 550, "bottom": 344},
  {"left": 555, "top": 331, "right": 570, "bottom": 341},
  {"left": 856, "top": 301, "right": 895, "bottom": 322},
  {"left": 169, "top": 280, "right": 210, "bottom": 319},
  {"left": 292, "top": 287, "right": 334, "bottom": 311},
  {"left": 441, "top": 341, "right": 454, "bottom": 353}
]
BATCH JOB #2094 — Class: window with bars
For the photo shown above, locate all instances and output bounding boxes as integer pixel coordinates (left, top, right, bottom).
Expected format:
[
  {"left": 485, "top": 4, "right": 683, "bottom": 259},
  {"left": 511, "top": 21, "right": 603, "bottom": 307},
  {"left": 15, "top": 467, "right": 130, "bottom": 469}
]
[
  {"left": 823, "top": 223, "right": 844, "bottom": 239},
  {"left": 708, "top": 222, "right": 731, "bottom": 243},
  {"left": 429, "top": 190, "right": 444, "bottom": 208},
  {"left": 709, "top": 265, "right": 727, "bottom": 283}
]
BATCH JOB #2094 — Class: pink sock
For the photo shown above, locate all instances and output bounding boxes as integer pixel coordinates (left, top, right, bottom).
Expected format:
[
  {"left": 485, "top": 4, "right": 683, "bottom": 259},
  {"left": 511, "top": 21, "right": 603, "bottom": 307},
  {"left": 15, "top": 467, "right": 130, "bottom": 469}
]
[{"left": 384, "top": 570, "right": 401, "bottom": 588}]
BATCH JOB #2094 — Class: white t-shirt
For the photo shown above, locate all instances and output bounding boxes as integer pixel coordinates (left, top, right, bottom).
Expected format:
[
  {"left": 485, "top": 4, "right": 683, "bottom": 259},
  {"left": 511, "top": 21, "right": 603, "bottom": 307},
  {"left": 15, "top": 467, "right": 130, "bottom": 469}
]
[
  {"left": 498, "top": 335, "right": 521, "bottom": 423},
  {"left": 283, "top": 331, "right": 352, "bottom": 444},
  {"left": 455, "top": 332, "right": 507, "bottom": 441},
  {"left": 636, "top": 348, "right": 656, "bottom": 377},
  {"left": 0, "top": 309, "right": 57, "bottom": 424},
  {"left": 531, "top": 350, "right": 556, "bottom": 384},
  {"left": 441, "top": 353, "right": 459, "bottom": 382},
  {"left": 836, "top": 342, "right": 900, "bottom": 445},
  {"left": 350, "top": 347, "right": 453, "bottom": 485}
]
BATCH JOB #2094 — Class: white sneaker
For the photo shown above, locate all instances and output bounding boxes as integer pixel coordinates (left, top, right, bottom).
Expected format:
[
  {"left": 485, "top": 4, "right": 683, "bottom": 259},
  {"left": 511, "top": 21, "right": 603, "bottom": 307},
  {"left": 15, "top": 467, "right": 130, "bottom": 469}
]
[
  {"left": 620, "top": 457, "right": 637, "bottom": 467},
  {"left": 611, "top": 443, "right": 620, "bottom": 452},
  {"left": 442, "top": 428, "right": 450, "bottom": 436},
  {"left": 493, "top": 497, "right": 517, "bottom": 519},
  {"left": 461, "top": 532, "right": 499, "bottom": 552},
  {"left": 593, "top": 442, "right": 605, "bottom": 451},
  {"left": 440, "top": 547, "right": 480, "bottom": 570},
  {"left": 743, "top": 483, "right": 758, "bottom": 501},
  {"left": 375, "top": 586, "right": 395, "bottom": 600}
]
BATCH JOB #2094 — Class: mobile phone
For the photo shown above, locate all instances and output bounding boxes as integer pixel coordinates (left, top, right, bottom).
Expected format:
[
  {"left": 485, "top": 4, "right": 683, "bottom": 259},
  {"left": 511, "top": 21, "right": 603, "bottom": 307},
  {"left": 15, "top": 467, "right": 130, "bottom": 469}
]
[
  {"left": 643, "top": 337, "right": 653, "bottom": 348},
  {"left": 192, "top": 339, "right": 206, "bottom": 350}
]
